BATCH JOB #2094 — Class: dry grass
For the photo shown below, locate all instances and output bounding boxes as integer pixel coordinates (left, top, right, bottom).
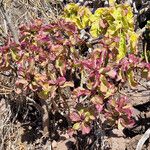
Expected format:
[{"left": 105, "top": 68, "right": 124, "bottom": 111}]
[
  {"left": 0, "top": 98, "right": 22, "bottom": 150},
  {"left": 0, "top": 1, "right": 63, "bottom": 149},
  {"left": 0, "top": 98, "right": 53, "bottom": 150},
  {"left": 0, "top": 0, "right": 63, "bottom": 44}
]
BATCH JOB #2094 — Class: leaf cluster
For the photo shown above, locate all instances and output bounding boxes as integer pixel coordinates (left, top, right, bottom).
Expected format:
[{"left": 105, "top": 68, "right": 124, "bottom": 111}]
[{"left": 0, "top": 2, "right": 150, "bottom": 136}]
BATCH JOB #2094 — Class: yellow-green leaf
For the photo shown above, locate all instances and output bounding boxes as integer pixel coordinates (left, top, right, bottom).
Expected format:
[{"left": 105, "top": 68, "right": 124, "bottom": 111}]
[
  {"left": 73, "top": 122, "right": 80, "bottom": 130},
  {"left": 127, "top": 70, "right": 137, "bottom": 87},
  {"left": 109, "top": 0, "right": 116, "bottom": 6},
  {"left": 38, "top": 90, "right": 49, "bottom": 100},
  {"left": 117, "top": 34, "right": 126, "bottom": 61},
  {"left": 128, "top": 31, "right": 138, "bottom": 53},
  {"left": 11, "top": 50, "right": 18, "bottom": 61}
]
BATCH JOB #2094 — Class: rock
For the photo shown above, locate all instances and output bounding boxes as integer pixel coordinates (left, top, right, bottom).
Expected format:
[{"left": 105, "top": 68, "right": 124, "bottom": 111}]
[
  {"left": 52, "top": 140, "right": 57, "bottom": 148},
  {"left": 112, "top": 129, "right": 125, "bottom": 137},
  {"left": 108, "top": 136, "right": 127, "bottom": 150},
  {"left": 146, "top": 81, "right": 150, "bottom": 88}
]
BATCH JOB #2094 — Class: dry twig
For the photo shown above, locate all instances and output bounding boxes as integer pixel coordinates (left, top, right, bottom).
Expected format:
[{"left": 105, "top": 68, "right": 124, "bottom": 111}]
[{"left": 136, "top": 128, "right": 150, "bottom": 150}]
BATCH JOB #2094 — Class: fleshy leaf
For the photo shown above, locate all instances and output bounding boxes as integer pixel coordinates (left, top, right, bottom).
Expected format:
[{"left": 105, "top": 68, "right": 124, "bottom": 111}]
[
  {"left": 70, "top": 112, "right": 81, "bottom": 122},
  {"left": 117, "top": 34, "right": 126, "bottom": 61},
  {"left": 73, "top": 87, "right": 91, "bottom": 97},
  {"left": 81, "top": 123, "right": 91, "bottom": 134},
  {"left": 91, "top": 95, "right": 103, "bottom": 105},
  {"left": 109, "top": 0, "right": 116, "bottom": 6},
  {"left": 60, "top": 81, "right": 74, "bottom": 88},
  {"left": 73, "top": 122, "right": 80, "bottom": 130},
  {"left": 38, "top": 90, "right": 49, "bottom": 100},
  {"left": 118, "top": 118, "right": 125, "bottom": 130},
  {"left": 127, "top": 70, "right": 137, "bottom": 87},
  {"left": 106, "top": 69, "right": 117, "bottom": 78}
]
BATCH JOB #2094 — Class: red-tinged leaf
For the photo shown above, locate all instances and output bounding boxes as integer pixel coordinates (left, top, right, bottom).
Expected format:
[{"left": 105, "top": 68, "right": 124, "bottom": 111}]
[
  {"left": 49, "top": 80, "right": 56, "bottom": 85},
  {"left": 55, "top": 57, "right": 66, "bottom": 76},
  {"left": 106, "top": 69, "right": 117, "bottom": 78},
  {"left": 28, "top": 58, "right": 35, "bottom": 72},
  {"left": 99, "top": 19, "right": 107, "bottom": 28},
  {"left": 82, "top": 60, "right": 94, "bottom": 69},
  {"left": 95, "top": 104, "right": 104, "bottom": 112},
  {"left": 73, "top": 87, "right": 91, "bottom": 97},
  {"left": 70, "top": 112, "right": 81, "bottom": 122},
  {"left": 104, "top": 87, "right": 115, "bottom": 99},
  {"left": 91, "top": 95, "right": 103, "bottom": 105},
  {"left": 117, "top": 69, "right": 126, "bottom": 82},
  {"left": 60, "top": 81, "right": 74, "bottom": 88},
  {"left": 56, "top": 77, "right": 66, "bottom": 86},
  {"left": 15, "top": 88, "right": 22, "bottom": 94},
  {"left": 126, "top": 119, "right": 135, "bottom": 128},
  {"left": 60, "top": 19, "right": 78, "bottom": 34},
  {"left": 15, "top": 79, "right": 28, "bottom": 87},
  {"left": 29, "top": 82, "right": 38, "bottom": 91},
  {"left": 114, "top": 36, "right": 120, "bottom": 42},
  {"left": 81, "top": 123, "right": 91, "bottom": 134},
  {"left": 128, "top": 54, "right": 140, "bottom": 64},
  {"left": 100, "top": 82, "right": 108, "bottom": 93},
  {"left": 123, "top": 108, "right": 133, "bottom": 118},
  {"left": 34, "top": 19, "right": 43, "bottom": 26},
  {"left": 49, "top": 86, "right": 57, "bottom": 98},
  {"left": 67, "top": 128, "right": 75, "bottom": 137},
  {"left": 120, "top": 116, "right": 135, "bottom": 128},
  {"left": 99, "top": 67, "right": 111, "bottom": 74},
  {"left": 51, "top": 45, "right": 64, "bottom": 56},
  {"left": 100, "top": 76, "right": 109, "bottom": 93},
  {"left": 117, "top": 97, "right": 127, "bottom": 109},
  {"left": 109, "top": 99, "right": 116, "bottom": 107}
]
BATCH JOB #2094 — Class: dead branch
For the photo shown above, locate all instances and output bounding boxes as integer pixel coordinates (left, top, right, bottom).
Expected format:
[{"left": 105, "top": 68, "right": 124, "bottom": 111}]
[
  {"left": 136, "top": 128, "right": 150, "bottom": 150},
  {"left": 0, "top": 1, "right": 19, "bottom": 43},
  {"left": 27, "top": 96, "right": 50, "bottom": 138}
]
